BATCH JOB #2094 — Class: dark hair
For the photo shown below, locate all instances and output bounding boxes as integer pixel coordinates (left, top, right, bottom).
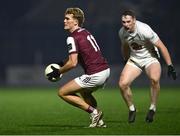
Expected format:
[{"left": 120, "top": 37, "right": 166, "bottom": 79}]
[
  {"left": 65, "top": 7, "right": 85, "bottom": 27},
  {"left": 122, "top": 10, "right": 136, "bottom": 18}
]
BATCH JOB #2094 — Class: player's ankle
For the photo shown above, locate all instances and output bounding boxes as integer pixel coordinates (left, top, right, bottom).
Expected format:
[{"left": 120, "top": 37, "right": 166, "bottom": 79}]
[
  {"left": 129, "top": 104, "right": 136, "bottom": 111},
  {"left": 149, "top": 104, "right": 156, "bottom": 111}
]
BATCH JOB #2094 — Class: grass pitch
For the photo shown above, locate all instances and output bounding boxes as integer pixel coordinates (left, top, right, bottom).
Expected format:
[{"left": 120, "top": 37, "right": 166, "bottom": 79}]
[{"left": 0, "top": 86, "right": 180, "bottom": 135}]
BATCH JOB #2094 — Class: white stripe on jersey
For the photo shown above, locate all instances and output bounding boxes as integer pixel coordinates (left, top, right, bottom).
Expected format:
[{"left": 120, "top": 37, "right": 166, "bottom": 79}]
[{"left": 67, "top": 37, "right": 76, "bottom": 53}]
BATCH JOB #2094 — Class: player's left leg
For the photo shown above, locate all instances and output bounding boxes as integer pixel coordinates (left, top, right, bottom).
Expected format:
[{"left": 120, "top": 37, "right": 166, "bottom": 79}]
[
  {"left": 80, "top": 90, "right": 97, "bottom": 107},
  {"left": 145, "top": 61, "right": 161, "bottom": 122},
  {"left": 80, "top": 90, "right": 106, "bottom": 128},
  {"left": 119, "top": 63, "right": 142, "bottom": 123}
]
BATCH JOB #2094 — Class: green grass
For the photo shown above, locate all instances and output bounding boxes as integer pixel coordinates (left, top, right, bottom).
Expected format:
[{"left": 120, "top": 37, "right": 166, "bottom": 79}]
[{"left": 0, "top": 87, "right": 180, "bottom": 135}]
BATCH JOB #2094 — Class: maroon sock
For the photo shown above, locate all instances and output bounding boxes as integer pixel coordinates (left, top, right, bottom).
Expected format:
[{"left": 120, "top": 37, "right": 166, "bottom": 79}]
[{"left": 86, "top": 106, "right": 95, "bottom": 113}]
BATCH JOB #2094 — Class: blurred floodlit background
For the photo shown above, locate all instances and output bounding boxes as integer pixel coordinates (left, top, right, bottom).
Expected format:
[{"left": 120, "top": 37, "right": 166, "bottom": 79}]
[{"left": 0, "top": 0, "right": 179, "bottom": 87}]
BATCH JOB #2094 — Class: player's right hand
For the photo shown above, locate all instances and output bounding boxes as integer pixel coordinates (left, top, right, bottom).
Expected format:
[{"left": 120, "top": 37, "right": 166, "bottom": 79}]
[{"left": 167, "top": 65, "right": 177, "bottom": 80}]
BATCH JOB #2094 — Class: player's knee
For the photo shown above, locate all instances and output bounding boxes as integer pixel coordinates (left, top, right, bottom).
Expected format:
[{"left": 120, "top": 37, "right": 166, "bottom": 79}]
[
  {"left": 150, "top": 78, "right": 159, "bottom": 86},
  {"left": 119, "top": 80, "right": 129, "bottom": 91},
  {"left": 58, "top": 88, "right": 65, "bottom": 98},
  {"left": 151, "top": 78, "right": 159, "bottom": 86}
]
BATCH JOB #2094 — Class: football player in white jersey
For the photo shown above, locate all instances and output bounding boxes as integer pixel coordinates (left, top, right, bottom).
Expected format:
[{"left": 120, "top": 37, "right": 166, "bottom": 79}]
[{"left": 118, "top": 10, "right": 177, "bottom": 123}]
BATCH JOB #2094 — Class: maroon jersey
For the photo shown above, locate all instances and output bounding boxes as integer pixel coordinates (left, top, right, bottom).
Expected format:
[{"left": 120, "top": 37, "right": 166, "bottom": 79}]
[{"left": 66, "top": 28, "right": 109, "bottom": 74}]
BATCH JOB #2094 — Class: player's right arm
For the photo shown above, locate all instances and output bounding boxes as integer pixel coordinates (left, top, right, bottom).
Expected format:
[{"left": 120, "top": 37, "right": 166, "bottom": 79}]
[
  {"left": 121, "top": 42, "right": 130, "bottom": 62},
  {"left": 59, "top": 36, "right": 78, "bottom": 74},
  {"left": 119, "top": 29, "right": 130, "bottom": 62}
]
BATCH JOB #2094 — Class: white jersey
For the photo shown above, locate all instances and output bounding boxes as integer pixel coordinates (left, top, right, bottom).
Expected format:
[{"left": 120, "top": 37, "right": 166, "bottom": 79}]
[{"left": 119, "top": 20, "right": 160, "bottom": 60}]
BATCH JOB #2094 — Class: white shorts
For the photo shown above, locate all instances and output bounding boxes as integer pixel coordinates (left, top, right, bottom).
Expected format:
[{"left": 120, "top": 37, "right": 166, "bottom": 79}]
[
  {"left": 127, "top": 57, "right": 160, "bottom": 71},
  {"left": 74, "top": 68, "right": 110, "bottom": 89}
]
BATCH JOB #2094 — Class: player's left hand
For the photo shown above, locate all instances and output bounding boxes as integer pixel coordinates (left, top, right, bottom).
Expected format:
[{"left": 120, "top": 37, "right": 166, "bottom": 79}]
[
  {"left": 167, "top": 65, "right": 177, "bottom": 80},
  {"left": 47, "top": 66, "right": 61, "bottom": 78}
]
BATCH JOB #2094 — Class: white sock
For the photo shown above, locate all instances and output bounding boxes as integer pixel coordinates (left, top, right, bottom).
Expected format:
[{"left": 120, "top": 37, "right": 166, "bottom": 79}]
[
  {"left": 149, "top": 104, "right": 156, "bottom": 111},
  {"left": 92, "top": 109, "right": 98, "bottom": 114},
  {"left": 129, "top": 104, "right": 135, "bottom": 111}
]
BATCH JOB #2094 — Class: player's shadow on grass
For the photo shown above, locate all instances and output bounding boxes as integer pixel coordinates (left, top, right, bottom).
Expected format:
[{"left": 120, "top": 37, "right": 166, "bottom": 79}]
[
  {"left": 27, "top": 124, "right": 84, "bottom": 128},
  {"left": 106, "top": 120, "right": 124, "bottom": 123}
]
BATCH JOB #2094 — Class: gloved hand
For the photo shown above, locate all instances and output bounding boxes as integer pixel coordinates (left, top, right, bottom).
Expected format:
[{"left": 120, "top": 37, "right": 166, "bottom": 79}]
[
  {"left": 167, "top": 65, "right": 177, "bottom": 80},
  {"left": 47, "top": 65, "right": 61, "bottom": 79}
]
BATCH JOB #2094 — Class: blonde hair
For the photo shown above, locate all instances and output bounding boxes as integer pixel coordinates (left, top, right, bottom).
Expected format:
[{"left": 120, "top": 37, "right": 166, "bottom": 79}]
[{"left": 65, "top": 7, "right": 85, "bottom": 27}]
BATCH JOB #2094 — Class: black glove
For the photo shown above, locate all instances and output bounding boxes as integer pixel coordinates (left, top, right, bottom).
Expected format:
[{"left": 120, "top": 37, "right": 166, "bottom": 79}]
[
  {"left": 47, "top": 65, "right": 61, "bottom": 79},
  {"left": 167, "top": 65, "right": 177, "bottom": 80}
]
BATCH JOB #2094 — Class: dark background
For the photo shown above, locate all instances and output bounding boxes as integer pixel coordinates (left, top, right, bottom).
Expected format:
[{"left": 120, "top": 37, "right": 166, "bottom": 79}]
[{"left": 0, "top": 0, "right": 179, "bottom": 83}]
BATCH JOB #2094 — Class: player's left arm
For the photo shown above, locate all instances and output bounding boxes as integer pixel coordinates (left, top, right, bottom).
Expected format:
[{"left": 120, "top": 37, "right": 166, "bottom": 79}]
[
  {"left": 47, "top": 53, "right": 78, "bottom": 79},
  {"left": 155, "top": 39, "right": 172, "bottom": 66},
  {"left": 154, "top": 39, "right": 177, "bottom": 80},
  {"left": 144, "top": 24, "right": 177, "bottom": 80}
]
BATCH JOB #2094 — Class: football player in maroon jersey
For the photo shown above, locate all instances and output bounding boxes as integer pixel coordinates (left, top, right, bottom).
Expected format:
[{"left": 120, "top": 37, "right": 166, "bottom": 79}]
[{"left": 48, "top": 7, "right": 110, "bottom": 127}]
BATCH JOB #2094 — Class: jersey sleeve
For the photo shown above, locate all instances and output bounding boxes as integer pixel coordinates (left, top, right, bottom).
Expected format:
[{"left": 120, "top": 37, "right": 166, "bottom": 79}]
[
  {"left": 66, "top": 36, "right": 78, "bottom": 54},
  {"left": 143, "top": 24, "right": 159, "bottom": 44}
]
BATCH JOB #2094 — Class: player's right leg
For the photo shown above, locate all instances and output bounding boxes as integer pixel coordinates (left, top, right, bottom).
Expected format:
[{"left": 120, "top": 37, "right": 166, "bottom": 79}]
[
  {"left": 58, "top": 79, "right": 90, "bottom": 111},
  {"left": 118, "top": 63, "right": 142, "bottom": 123}
]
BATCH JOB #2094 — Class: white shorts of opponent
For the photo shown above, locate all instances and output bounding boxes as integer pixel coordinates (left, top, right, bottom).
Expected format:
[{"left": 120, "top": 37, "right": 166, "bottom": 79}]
[
  {"left": 74, "top": 68, "right": 110, "bottom": 89},
  {"left": 127, "top": 57, "right": 160, "bottom": 71}
]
